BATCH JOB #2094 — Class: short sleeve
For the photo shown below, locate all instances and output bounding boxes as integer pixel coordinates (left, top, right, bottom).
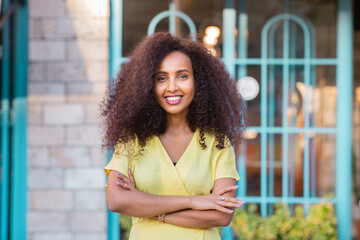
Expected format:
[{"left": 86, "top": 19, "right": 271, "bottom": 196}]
[
  {"left": 214, "top": 145, "right": 240, "bottom": 181},
  {"left": 104, "top": 141, "right": 137, "bottom": 178}
]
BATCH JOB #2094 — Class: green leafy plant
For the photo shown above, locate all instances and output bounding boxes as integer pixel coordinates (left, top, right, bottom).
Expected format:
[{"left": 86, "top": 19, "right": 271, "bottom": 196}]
[
  {"left": 231, "top": 201, "right": 337, "bottom": 240},
  {"left": 120, "top": 214, "right": 132, "bottom": 239}
]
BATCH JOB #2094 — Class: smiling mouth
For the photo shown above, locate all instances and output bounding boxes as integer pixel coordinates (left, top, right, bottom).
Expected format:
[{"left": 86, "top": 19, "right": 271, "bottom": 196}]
[{"left": 164, "top": 95, "right": 183, "bottom": 105}]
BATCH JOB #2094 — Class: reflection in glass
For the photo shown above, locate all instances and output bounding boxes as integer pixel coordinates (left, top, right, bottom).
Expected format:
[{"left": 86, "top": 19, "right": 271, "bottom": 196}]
[
  {"left": 313, "top": 134, "right": 336, "bottom": 197},
  {"left": 245, "top": 134, "right": 261, "bottom": 196},
  {"left": 288, "top": 134, "right": 305, "bottom": 197},
  {"left": 314, "top": 66, "right": 337, "bottom": 128},
  {"left": 123, "top": 0, "right": 168, "bottom": 56},
  {"left": 267, "top": 65, "right": 283, "bottom": 127},
  {"left": 240, "top": 65, "right": 261, "bottom": 126},
  {"left": 245, "top": 0, "right": 336, "bottom": 58},
  {"left": 123, "top": 0, "right": 224, "bottom": 57},
  {"left": 267, "top": 134, "right": 282, "bottom": 197}
]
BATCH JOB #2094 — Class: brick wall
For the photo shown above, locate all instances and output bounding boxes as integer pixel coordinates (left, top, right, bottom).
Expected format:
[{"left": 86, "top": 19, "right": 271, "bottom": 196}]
[{"left": 27, "top": 0, "right": 109, "bottom": 239}]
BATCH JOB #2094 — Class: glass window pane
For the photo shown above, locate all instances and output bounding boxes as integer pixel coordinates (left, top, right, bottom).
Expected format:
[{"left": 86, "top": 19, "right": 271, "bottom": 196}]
[
  {"left": 246, "top": 133, "right": 261, "bottom": 196},
  {"left": 243, "top": 0, "right": 336, "bottom": 58},
  {"left": 288, "top": 65, "right": 305, "bottom": 128},
  {"left": 245, "top": 0, "right": 283, "bottom": 58},
  {"left": 237, "top": 65, "right": 261, "bottom": 127},
  {"left": 123, "top": 0, "right": 168, "bottom": 56},
  {"left": 267, "top": 65, "right": 283, "bottom": 127},
  {"left": 178, "top": 0, "right": 223, "bottom": 58},
  {"left": 314, "top": 133, "right": 336, "bottom": 197},
  {"left": 267, "top": 134, "right": 282, "bottom": 197},
  {"left": 123, "top": 0, "right": 224, "bottom": 58},
  {"left": 314, "top": 134, "right": 336, "bottom": 197},
  {"left": 288, "top": 134, "right": 305, "bottom": 197},
  {"left": 314, "top": 66, "right": 337, "bottom": 128}
]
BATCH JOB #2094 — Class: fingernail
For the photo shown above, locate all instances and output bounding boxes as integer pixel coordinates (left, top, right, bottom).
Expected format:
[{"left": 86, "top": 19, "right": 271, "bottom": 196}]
[
  {"left": 229, "top": 210, "right": 234, "bottom": 213},
  {"left": 117, "top": 172, "right": 121, "bottom": 176},
  {"left": 125, "top": 182, "right": 128, "bottom": 186},
  {"left": 116, "top": 180, "right": 121, "bottom": 183},
  {"left": 235, "top": 185, "right": 239, "bottom": 188}
]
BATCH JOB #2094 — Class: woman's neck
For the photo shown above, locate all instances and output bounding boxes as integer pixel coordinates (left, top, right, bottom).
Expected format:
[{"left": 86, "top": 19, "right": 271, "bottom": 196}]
[{"left": 165, "top": 112, "right": 191, "bottom": 134}]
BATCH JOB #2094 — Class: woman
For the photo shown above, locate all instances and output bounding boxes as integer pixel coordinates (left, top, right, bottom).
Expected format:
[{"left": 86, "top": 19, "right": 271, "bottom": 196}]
[{"left": 102, "top": 32, "right": 247, "bottom": 240}]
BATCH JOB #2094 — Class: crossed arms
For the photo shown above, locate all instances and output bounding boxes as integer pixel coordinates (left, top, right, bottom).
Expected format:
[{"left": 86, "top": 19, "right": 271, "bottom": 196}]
[{"left": 106, "top": 169, "right": 245, "bottom": 228}]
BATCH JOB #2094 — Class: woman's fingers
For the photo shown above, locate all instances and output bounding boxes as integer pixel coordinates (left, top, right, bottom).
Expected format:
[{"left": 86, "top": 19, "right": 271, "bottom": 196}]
[
  {"left": 116, "top": 172, "right": 134, "bottom": 190},
  {"left": 116, "top": 179, "right": 132, "bottom": 190},
  {"left": 214, "top": 205, "right": 234, "bottom": 214},
  {"left": 215, "top": 185, "right": 239, "bottom": 195},
  {"left": 128, "top": 168, "right": 136, "bottom": 187},
  {"left": 189, "top": 194, "right": 245, "bottom": 214},
  {"left": 218, "top": 195, "right": 244, "bottom": 205},
  {"left": 116, "top": 172, "right": 130, "bottom": 183},
  {"left": 216, "top": 195, "right": 245, "bottom": 208},
  {"left": 212, "top": 197, "right": 245, "bottom": 213},
  {"left": 217, "top": 199, "right": 245, "bottom": 209}
]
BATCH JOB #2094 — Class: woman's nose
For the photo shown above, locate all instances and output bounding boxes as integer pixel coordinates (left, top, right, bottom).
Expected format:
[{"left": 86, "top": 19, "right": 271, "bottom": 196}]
[{"left": 167, "top": 78, "right": 178, "bottom": 92}]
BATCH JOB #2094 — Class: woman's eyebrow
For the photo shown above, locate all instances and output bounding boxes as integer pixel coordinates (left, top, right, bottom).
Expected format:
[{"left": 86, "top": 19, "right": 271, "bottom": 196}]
[
  {"left": 155, "top": 71, "right": 167, "bottom": 75},
  {"left": 176, "top": 69, "right": 190, "bottom": 73},
  {"left": 155, "top": 69, "right": 190, "bottom": 75}
]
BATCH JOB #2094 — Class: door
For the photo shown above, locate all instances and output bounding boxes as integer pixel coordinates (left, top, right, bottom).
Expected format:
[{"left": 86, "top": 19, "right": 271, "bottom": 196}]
[{"left": 109, "top": 0, "right": 353, "bottom": 239}]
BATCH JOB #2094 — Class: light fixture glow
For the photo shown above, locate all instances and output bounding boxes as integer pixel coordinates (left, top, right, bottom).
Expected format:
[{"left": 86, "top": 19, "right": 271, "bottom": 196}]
[
  {"left": 205, "top": 26, "right": 220, "bottom": 38},
  {"left": 244, "top": 129, "right": 258, "bottom": 140},
  {"left": 203, "top": 35, "right": 218, "bottom": 45}
]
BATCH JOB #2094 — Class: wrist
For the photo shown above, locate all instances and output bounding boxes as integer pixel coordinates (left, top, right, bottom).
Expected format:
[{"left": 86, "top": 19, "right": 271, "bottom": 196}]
[
  {"left": 157, "top": 213, "right": 166, "bottom": 223},
  {"left": 187, "top": 196, "right": 194, "bottom": 209}
]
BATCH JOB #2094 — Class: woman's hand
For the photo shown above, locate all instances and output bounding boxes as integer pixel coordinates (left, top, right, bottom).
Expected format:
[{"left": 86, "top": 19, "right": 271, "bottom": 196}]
[
  {"left": 115, "top": 171, "right": 245, "bottom": 214},
  {"left": 115, "top": 169, "right": 136, "bottom": 191},
  {"left": 189, "top": 185, "right": 245, "bottom": 214}
]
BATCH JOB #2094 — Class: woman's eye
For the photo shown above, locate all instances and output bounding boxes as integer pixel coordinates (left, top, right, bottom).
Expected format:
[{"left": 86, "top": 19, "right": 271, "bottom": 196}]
[
  {"left": 179, "top": 74, "right": 188, "bottom": 79},
  {"left": 157, "top": 76, "right": 166, "bottom": 81}
]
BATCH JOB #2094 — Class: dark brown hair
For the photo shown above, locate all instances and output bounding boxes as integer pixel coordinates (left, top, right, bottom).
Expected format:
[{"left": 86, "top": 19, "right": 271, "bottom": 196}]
[{"left": 102, "top": 32, "right": 246, "bottom": 152}]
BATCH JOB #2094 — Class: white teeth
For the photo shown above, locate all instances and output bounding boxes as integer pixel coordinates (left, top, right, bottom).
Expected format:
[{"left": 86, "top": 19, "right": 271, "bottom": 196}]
[{"left": 166, "top": 96, "right": 181, "bottom": 101}]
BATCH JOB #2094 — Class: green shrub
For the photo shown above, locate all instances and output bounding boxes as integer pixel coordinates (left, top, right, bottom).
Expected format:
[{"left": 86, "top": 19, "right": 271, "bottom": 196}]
[
  {"left": 120, "top": 214, "right": 132, "bottom": 239},
  {"left": 231, "top": 202, "right": 337, "bottom": 240}
]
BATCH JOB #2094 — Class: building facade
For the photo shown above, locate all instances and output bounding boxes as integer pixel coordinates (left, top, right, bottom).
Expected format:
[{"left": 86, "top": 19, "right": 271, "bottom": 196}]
[{"left": 27, "top": 1, "right": 109, "bottom": 240}]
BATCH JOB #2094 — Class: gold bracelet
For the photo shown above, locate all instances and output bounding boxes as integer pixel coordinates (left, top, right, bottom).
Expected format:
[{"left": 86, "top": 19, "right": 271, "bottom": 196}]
[{"left": 157, "top": 213, "right": 166, "bottom": 223}]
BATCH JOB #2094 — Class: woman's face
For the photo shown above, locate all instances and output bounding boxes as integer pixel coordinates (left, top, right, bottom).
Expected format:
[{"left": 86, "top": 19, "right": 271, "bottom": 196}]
[{"left": 154, "top": 51, "right": 195, "bottom": 117}]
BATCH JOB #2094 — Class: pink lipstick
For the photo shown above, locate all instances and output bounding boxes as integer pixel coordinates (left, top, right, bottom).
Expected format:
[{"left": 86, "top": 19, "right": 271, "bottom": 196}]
[{"left": 164, "top": 95, "right": 183, "bottom": 105}]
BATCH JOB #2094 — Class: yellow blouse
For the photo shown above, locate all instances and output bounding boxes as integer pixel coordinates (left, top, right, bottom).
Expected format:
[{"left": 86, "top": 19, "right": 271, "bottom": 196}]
[{"left": 104, "top": 129, "right": 240, "bottom": 240}]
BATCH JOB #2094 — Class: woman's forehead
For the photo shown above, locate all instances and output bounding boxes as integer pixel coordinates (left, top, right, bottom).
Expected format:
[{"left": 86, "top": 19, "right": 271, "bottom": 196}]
[{"left": 157, "top": 51, "right": 193, "bottom": 72}]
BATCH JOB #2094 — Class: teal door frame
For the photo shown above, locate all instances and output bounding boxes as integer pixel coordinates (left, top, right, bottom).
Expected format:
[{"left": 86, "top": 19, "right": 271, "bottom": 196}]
[
  {"left": 108, "top": 1, "right": 122, "bottom": 239},
  {"left": 335, "top": 1, "right": 353, "bottom": 239},
  {"left": 108, "top": 0, "right": 353, "bottom": 239},
  {"left": 0, "top": 0, "right": 28, "bottom": 239}
]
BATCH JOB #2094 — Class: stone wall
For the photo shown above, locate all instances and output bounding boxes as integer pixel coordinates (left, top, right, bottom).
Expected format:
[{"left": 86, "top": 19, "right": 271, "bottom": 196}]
[{"left": 27, "top": 0, "right": 109, "bottom": 239}]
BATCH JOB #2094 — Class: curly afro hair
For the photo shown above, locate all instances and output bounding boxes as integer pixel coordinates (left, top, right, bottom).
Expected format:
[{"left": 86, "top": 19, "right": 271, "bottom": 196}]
[{"left": 102, "top": 32, "right": 246, "bottom": 152}]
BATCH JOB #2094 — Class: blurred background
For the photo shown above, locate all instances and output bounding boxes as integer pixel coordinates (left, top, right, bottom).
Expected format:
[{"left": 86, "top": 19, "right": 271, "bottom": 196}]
[{"left": 0, "top": 0, "right": 359, "bottom": 239}]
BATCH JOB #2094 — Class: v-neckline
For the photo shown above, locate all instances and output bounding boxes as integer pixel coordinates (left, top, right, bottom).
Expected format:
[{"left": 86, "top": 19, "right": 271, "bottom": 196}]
[{"left": 156, "top": 129, "right": 198, "bottom": 167}]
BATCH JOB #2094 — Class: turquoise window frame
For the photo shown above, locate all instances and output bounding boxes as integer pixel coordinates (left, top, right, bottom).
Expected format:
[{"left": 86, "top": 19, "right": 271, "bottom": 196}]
[
  {"left": 108, "top": 0, "right": 353, "bottom": 239},
  {"left": 0, "top": 0, "right": 28, "bottom": 239},
  {"left": 107, "top": 0, "right": 122, "bottom": 239}
]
